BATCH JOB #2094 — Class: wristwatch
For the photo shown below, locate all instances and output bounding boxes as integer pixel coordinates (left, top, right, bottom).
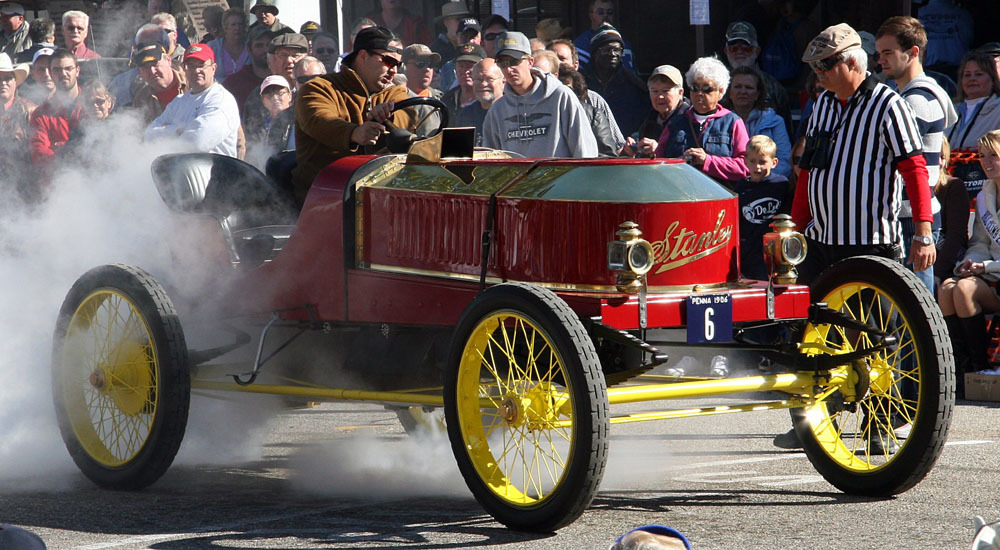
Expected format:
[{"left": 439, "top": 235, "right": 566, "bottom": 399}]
[{"left": 912, "top": 235, "right": 934, "bottom": 246}]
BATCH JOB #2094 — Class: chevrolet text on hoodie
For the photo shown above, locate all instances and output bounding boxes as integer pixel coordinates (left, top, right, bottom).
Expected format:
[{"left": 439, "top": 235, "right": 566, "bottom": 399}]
[{"left": 482, "top": 68, "right": 598, "bottom": 158}]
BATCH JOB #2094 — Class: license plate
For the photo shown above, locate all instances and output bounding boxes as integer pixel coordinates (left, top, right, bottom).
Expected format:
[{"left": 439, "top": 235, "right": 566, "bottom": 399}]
[{"left": 686, "top": 293, "right": 733, "bottom": 344}]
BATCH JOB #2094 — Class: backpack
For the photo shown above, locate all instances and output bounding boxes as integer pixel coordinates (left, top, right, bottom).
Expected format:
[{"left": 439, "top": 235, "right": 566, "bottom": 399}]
[{"left": 761, "top": 19, "right": 804, "bottom": 81}]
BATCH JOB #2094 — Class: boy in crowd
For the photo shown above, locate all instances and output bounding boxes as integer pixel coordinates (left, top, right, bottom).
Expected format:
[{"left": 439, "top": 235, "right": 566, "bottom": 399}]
[{"left": 736, "top": 135, "right": 790, "bottom": 280}]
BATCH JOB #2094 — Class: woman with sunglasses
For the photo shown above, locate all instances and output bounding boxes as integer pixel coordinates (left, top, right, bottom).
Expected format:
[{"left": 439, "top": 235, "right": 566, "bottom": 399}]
[
  {"left": 653, "top": 56, "right": 749, "bottom": 184},
  {"left": 938, "top": 129, "right": 1000, "bottom": 397}
]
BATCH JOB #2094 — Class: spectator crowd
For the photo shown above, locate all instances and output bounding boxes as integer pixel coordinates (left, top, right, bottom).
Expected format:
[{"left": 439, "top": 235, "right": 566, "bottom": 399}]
[{"left": 0, "top": 0, "right": 997, "bottom": 402}]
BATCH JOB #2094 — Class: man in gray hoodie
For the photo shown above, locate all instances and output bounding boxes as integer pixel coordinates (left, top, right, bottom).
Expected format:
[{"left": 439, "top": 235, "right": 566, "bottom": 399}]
[
  {"left": 482, "top": 31, "right": 597, "bottom": 158},
  {"left": 876, "top": 16, "right": 959, "bottom": 291}
]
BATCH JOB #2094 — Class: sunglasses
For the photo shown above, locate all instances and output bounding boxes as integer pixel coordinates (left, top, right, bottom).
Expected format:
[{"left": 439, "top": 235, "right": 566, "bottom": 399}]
[
  {"left": 690, "top": 85, "right": 717, "bottom": 94},
  {"left": 409, "top": 61, "right": 434, "bottom": 69},
  {"left": 809, "top": 55, "right": 843, "bottom": 73},
  {"left": 0, "top": 74, "right": 15, "bottom": 82},
  {"left": 314, "top": 47, "right": 336, "bottom": 54},
  {"left": 484, "top": 32, "right": 501, "bottom": 41},
  {"left": 496, "top": 55, "right": 527, "bottom": 68},
  {"left": 367, "top": 50, "right": 400, "bottom": 69}
]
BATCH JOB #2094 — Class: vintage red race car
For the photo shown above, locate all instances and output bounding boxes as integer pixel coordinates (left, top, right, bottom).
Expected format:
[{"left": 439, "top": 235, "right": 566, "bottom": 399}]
[{"left": 51, "top": 126, "right": 955, "bottom": 532}]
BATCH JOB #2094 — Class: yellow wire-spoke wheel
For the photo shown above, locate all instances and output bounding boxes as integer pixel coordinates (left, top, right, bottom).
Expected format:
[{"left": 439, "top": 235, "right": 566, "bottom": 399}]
[
  {"left": 61, "top": 290, "right": 158, "bottom": 467},
  {"left": 456, "top": 312, "right": 573, "bottom": 506},
  {"left": 792, "top": 256, "right": 953, "bottom": 496},
  {"left": 53, "top": 264, "right": 190, "bottom": 490},
  {"left": 801, "top": 282, "right": 916, "bottom": 470},
  {"left": 445, "top": 283, "right": 609, "bottom": 532}
]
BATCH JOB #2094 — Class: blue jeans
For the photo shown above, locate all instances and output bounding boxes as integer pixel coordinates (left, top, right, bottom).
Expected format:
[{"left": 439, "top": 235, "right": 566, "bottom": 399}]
[{"left": 900, "top": 213, "right": 942, "bottom": 295}]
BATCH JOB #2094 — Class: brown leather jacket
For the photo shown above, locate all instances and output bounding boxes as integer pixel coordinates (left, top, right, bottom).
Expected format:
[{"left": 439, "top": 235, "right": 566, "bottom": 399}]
[
  {"left": 292, "top": 66, "right": 411, "bottom": 202},
  {"left": 131, "top": 68, "right": 188, "bottom": 124}
]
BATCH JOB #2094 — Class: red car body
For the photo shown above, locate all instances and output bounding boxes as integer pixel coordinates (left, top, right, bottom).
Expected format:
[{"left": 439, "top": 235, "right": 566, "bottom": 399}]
[{"left": 218, "top": 154, "right": 809, "bottom": 331}]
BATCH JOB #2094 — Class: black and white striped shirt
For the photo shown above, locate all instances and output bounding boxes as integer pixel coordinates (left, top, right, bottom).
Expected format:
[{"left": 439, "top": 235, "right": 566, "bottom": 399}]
[{"left": 803, "top": 75, "right": 924, "bottom": 246}]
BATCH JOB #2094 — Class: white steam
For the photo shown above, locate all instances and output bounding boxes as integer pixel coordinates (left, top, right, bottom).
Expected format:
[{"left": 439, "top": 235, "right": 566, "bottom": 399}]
[
  {"left": 288, "top": 418, "right": 470, "bottom": 499},
  {"left": 0, "top": 109, "right": 265, "bottom": 488}
]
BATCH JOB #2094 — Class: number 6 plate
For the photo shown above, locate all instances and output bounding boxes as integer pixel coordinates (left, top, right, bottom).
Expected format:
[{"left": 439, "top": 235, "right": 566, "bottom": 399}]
[{"left": 686, "top": 293, "right": 733, "bottom": 344}]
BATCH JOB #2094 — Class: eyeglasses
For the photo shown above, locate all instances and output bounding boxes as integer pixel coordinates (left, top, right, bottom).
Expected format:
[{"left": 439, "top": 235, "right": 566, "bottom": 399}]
[
  {"left": 484, "top": 32, "right": 501, "bottom": 41},
  {"left": 597, "top": 45, "right": 623, "bottom": 56},
  {"left": 594, "top": 8, "right": 615, "bottom": 15},
  {"left": 314, "top": 47, "right": 336, "bottom": 54},
  {"left": 273, "top": 51, "right": 305, "bottom": 61},
  {"left": 409, "top": 61, "right": 434, "bottom": 69},
  {"left": 367, "top": 50, "right": 400, "bottom": 69},
  {"left": 809, "top": 55, "right": 843, "bottom": 73},
  {"left": 690, "top": 85, "right": 717, "bottom": 94},
  {"left": 496, "top": 55, "right": 527, "bottom": 68}
]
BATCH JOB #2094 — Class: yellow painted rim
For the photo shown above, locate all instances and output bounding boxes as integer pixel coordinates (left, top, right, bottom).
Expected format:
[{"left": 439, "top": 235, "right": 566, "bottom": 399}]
[
  {"left": 801, "top": 282, "right": 920, "bottom": 471},
  {"left": 455, "top": 311, "right": 574, "bottom": 507},
  {"left": 59, "top": 290, "right": 159, "bottom": 467}
]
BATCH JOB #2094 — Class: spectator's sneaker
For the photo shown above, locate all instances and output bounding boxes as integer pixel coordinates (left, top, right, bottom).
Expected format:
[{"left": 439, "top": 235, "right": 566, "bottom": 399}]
[{"left": 772, "top": 428, "right": 802, "bottom": 449}]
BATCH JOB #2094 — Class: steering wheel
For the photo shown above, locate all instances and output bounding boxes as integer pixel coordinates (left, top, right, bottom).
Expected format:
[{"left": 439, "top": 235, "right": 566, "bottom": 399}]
[{"left": 383, "top": 97, "right": 450, "bottom": 153}]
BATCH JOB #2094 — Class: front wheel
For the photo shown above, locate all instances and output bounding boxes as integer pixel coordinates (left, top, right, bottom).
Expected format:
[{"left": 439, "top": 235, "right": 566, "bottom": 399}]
[
  {"left": 52, "top": 264, "right": 190, "bottom": 489},
  {"left": 444, "top": 283, "right": 609, "bottom": 532},
  {"left": 793, "top": 256, "right": 953, "bottom": 495}
]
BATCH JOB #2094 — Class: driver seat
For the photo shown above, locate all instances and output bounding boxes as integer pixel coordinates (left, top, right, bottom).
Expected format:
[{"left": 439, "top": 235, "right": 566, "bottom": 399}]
[{"left": 150, "top": 153, "right": 298, "bottom": 268}]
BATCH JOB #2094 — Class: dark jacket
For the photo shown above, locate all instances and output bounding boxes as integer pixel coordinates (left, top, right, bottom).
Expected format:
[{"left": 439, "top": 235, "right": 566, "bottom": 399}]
[
  {"left": 934, "top": 175, "right": 970, "bottom": 281},
  {"left": 580, "top": 62, "right": 649, "bottom": 137},
  {"left": 455, "top": 100, "right": 489, "bottom": 146},
  {"left": 636, "top": 101, "right": 689, "bottom": 142},
  {"left": 582, "top": 100, "right": 618, "bottom": 157},
  {"left": 735, "top": 172, "right": 792, "bottom": 280}
]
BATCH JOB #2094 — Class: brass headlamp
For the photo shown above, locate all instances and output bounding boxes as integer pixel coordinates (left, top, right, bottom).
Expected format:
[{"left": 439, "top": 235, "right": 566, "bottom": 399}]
[
  {"left": 607, "top": 221, "right": 655, "bottom": 294},
  {"left": 762, "top": 214, "right": 807, "bottom": 284}
]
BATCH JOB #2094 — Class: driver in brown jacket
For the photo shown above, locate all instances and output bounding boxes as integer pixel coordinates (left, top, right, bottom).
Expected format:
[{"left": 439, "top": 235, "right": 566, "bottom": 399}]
[{"left": 293, "top": 26, "right": 412, "bottom": 203}]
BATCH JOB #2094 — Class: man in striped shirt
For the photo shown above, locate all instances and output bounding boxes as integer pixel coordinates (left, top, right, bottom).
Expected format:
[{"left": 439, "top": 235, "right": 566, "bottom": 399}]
[
  {"left": 777, "top": 23, "right": 936, "bottom": 451},
  {"left": 790, "top": 23, "right": 936, "bottom": 283},
  {"left": 876, "top": 16, "right": 958, "bottom": 292}
]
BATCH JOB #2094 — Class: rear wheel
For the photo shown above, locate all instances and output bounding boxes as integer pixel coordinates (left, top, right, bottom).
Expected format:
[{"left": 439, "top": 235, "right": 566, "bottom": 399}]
[
  {"left": 444, "top": 283, "right": 609, "bottom": 531},
  {"left": 52, "top": 264, "right": 190, "bottom": 489},
  {"left": 793, "top": 256, "right": 953, "bottom": 495}
]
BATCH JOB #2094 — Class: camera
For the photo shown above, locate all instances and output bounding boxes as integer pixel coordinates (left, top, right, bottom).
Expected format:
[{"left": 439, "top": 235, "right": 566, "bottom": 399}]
[{"left": 800, "top": 130, "right": 834, "bottom": 170}]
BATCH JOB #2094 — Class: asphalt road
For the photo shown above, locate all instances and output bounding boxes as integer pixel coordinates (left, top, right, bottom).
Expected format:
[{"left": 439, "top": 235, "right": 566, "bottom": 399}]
[{"left": 2, "top": 393, "right": 998, "bottom": 550}]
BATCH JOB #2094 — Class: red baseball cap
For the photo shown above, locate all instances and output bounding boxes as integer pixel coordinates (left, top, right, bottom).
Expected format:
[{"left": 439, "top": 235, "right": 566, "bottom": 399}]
[{"left": 183, "top": 43, "right": 215, "bottom": 64}]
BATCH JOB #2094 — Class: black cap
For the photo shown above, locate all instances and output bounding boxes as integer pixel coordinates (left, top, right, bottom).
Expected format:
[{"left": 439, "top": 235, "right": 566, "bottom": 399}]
[
  {"left": 132, "top": 43, "right": 165, "bottom": 67},
  {"left": 459, "top": 17, "right": 481, "bottom": 34},
  {"left": 300, "top": 21, "right": 321, "bottom": 35},
  {"left": 268, "top": 32, "right": 309, "bottom": 53},
  {"left": 352, "top": 26, "right": 402, "bottom": 54},
  {"left": 455, "top": 43, "right": 486, "bottom": 63}
]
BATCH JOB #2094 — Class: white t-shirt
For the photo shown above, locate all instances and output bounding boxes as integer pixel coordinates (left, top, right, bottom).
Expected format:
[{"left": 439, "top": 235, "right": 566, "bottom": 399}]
[{"left": 145, "top": 82, "right": 241, "bottom": 157}]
